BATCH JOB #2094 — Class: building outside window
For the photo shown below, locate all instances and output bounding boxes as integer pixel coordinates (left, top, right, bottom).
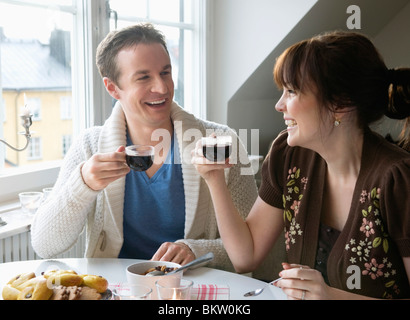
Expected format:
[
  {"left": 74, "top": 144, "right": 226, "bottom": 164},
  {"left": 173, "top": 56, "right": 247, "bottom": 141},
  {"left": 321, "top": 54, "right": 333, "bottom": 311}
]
[
  {"left": 27, "top": 136, "right": 42, "bottom": 161},
  {"left": 27, "top": 98, "right": 42, "bottom": 121},
  {"left": 0, "top": 1, "right": 73, "bottom": 171},
  {"left": 60, "top": 96, "right": 72, "bottom": 120},
  {"left": 61, "top": 134, "right": 72, "bottom": 157}
]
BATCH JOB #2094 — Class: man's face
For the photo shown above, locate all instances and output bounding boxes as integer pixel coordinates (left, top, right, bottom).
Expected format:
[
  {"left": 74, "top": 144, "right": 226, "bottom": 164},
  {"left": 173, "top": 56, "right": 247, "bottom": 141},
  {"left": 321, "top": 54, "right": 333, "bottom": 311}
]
[{"left": 106, "top": 42, "right": 174, "bottom": 129}]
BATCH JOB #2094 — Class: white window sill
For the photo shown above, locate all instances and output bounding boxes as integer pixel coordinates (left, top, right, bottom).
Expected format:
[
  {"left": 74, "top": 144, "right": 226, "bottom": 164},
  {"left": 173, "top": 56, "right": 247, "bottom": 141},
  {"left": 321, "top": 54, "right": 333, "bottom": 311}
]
[{"left": 0, "top": 207, "right": 32, "bottom": 240}]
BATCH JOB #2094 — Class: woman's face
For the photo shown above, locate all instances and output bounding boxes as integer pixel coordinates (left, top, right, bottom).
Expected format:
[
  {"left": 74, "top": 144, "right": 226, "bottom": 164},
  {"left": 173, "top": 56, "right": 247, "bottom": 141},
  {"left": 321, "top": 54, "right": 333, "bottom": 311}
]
[{"left": 275, "top": 87, "right": 333, "bottom": 150}]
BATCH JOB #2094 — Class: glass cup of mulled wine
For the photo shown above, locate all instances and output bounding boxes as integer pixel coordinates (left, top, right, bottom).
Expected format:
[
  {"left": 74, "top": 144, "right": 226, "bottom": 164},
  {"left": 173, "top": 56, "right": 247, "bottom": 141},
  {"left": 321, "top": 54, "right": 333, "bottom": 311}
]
[
  {"left": 201, "top": 135, "right": 232, "bottom": 163},
  {"left": 125, "top": 145, "right": 155, "bottom": 171}
]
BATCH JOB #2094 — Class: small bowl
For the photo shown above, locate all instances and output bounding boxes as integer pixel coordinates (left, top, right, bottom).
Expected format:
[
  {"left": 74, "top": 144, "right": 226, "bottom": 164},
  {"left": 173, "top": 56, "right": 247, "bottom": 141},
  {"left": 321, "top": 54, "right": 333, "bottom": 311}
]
[{"left": 126, "top": 261, "right": 182, "bottom": 300}]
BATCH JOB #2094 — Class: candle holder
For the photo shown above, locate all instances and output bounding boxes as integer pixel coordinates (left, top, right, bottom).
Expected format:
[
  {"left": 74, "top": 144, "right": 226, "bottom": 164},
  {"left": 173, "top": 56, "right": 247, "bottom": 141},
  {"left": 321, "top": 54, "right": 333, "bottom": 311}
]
[
  {"left": 155, "top": 278, "right": 193, "bottom": 300},
  {"left": 0, "top": 106, "right": 33, "bottom": 227},
  {"left": 0, "top": 113, "right": 33, "bottom": 152}
]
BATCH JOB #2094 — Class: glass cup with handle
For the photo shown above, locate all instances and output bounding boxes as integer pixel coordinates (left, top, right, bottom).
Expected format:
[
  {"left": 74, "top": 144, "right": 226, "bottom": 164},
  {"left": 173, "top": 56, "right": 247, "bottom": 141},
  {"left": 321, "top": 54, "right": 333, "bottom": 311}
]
[{"left": 125, "top": 145, "right": 155, "bottom": 171}]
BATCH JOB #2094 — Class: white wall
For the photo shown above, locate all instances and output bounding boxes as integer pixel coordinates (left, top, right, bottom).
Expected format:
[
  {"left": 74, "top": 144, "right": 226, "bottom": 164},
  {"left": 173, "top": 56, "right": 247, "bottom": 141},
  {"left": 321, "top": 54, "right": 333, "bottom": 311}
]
[
  {"left": 206, "top": 0, "right": 410, "bottom": 156},
  {"left": 207, "top": 0, "right": 316, "bottom": 124}
]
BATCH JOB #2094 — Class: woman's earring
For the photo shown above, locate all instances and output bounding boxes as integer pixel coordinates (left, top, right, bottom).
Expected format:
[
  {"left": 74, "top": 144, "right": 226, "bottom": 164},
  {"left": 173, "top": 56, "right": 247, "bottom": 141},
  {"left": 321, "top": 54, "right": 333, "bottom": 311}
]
[{"left": 334, "top": 119, "right": 341, "bottom": 127}]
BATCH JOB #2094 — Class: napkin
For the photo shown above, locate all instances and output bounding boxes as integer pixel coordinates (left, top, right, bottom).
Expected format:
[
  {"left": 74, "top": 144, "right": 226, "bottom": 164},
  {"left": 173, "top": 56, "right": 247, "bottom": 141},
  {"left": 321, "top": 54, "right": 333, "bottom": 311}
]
[
  {"left": 191, "top": 284, "right": 230, "bottom": 300},
  {"left": 109, "top": 283, "right": 230, "bottom": 300}
]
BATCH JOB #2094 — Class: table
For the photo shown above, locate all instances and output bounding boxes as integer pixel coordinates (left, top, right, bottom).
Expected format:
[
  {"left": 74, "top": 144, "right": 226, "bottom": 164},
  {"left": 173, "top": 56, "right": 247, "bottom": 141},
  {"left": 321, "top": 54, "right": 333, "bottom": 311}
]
[{"left": 0, "top": 258, "right": 286, "bottom": 300}]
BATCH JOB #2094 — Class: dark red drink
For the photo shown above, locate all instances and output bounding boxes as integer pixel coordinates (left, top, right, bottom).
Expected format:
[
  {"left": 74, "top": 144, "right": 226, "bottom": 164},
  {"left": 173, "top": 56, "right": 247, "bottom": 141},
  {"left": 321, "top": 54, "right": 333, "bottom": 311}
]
[
  {"left": 201, "top": 136, "right": 232, "bottom": 162},
  {"left": 126, "top": 154, "right": 154, "bottom": 171},
  {"left": 125, "top": 145, "right": 155, "bottom": 171},
  {"left": 203, "top": 145, "right": 231, "bottom": 162}
]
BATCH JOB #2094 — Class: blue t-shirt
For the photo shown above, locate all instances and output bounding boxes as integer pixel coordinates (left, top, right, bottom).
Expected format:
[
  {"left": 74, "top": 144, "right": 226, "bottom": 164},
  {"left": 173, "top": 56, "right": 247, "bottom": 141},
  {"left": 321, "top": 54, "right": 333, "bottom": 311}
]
[{"left": 119, "top": 131, "right": 186, "bottom": 259}]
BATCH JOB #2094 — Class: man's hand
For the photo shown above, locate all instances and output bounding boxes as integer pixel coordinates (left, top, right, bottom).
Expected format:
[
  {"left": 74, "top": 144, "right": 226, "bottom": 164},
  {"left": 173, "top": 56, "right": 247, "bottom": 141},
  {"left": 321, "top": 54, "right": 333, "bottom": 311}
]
[
  {"left": 81, "top": 146, "right": 130, "bottom": 191},
  {"left": 151, "top": 242, "right": 195, "bottom": 265}
]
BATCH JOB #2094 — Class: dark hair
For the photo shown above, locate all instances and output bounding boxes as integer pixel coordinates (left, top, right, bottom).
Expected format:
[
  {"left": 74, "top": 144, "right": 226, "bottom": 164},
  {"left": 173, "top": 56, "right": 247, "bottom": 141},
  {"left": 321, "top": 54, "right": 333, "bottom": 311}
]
[
  {"left": 96, "top": 23, "right": 168, "bottom": 86},
  {"left": 273, "top": 30, "right": 410, "bottom": 150}
]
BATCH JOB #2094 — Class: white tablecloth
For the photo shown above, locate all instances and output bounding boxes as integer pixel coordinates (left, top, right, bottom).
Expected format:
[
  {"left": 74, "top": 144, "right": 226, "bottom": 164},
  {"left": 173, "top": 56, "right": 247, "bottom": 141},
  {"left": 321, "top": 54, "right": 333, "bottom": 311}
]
[{"left": 0, "top": 258, "right": 286, "bottom": 300}]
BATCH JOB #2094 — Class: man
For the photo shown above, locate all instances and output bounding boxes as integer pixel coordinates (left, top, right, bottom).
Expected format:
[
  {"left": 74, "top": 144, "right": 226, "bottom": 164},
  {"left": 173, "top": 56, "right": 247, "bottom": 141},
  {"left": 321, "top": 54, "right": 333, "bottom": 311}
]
[{"left": 31, "top": 24, "right": 257, "bottom": 271}]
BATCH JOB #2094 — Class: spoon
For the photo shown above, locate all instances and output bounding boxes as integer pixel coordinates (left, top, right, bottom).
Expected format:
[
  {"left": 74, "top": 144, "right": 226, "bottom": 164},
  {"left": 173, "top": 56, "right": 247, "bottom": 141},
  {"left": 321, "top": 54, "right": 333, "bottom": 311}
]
[
  {"left": 243, "top": 277, "right": 282, "bottom": 297},
  {"left": 147, "top": 252, "right": 214, "bottom": 276}
]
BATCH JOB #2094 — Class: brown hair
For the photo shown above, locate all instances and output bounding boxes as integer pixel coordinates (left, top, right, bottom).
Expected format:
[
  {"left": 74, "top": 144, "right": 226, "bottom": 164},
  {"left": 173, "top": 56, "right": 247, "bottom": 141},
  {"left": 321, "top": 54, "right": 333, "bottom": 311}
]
[
  {"left": 96, "top": 23, "right": 168, "bottom": 86},
  {"left": 274, "top": 30, "right": 410, "bottom": 150}
]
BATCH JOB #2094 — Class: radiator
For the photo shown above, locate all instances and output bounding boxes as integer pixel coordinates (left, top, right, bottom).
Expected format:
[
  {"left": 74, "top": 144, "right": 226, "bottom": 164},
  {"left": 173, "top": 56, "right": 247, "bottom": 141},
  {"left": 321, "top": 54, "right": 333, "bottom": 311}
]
[{"left": 0, "top": 230, "right": 85, "bottom": 263}]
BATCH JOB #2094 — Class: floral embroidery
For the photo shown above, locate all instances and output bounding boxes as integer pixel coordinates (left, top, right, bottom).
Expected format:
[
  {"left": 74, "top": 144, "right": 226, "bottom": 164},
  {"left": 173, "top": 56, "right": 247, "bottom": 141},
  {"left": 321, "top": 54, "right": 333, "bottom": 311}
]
[
  {"left": 345, "top": 187, "right": 401, "bottom": 298},
  {"left": 290, "top": 200, "right": 301, "bottom": 216},
  {"left": 363, "top": 258, "right": 384, "bottom": 280},
  {"left": 360, "top": 218, "right": 375, "bottom": 237},
  {"left": 282, "top": 167, "right": 307, "bottom": 251}
]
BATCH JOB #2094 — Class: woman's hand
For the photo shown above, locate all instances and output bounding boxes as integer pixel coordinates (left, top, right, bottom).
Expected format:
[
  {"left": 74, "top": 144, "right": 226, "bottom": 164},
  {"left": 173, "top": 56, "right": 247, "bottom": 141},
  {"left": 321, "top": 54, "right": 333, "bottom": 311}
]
[
  {"left": 191, "top": 138, "right": 233, "bottom": 184},
  {"left": 274, "top": 263, "right": 332, "bottom": 300}
]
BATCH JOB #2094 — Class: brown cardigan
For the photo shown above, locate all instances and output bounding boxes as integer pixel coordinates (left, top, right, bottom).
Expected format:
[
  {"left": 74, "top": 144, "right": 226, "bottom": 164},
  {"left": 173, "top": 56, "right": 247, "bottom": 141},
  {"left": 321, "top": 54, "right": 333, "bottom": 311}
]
[{"left": 259, "top": 128, "right": 410, "bottom": 299}]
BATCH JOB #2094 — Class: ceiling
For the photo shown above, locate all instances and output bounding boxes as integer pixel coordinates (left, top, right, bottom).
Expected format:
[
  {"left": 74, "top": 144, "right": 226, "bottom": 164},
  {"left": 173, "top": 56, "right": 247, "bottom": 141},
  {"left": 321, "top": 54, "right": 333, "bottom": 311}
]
[{"left": 229, "top": 0, "right": 410, "bottom": 102}]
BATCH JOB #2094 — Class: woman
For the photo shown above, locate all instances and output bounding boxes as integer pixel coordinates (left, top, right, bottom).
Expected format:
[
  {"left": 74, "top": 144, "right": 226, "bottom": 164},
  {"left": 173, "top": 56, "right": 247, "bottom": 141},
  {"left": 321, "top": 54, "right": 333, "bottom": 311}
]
[{"left": 192, "top": 31, "right": 410, "bottom": 299}]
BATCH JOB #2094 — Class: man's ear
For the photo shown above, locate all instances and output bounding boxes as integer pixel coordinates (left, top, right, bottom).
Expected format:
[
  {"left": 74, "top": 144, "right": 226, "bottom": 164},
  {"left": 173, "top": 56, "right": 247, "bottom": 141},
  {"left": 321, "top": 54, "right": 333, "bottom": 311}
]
[{"left": 103, "top": 77, "right": 121, "bottom": 100}]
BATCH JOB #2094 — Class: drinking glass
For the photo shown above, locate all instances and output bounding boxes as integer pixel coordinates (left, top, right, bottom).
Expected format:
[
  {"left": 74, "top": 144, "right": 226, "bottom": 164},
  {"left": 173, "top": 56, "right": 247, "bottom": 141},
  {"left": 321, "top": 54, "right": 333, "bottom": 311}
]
[
  {"left": 155, "top": 278, "right": 193, "bottom": 300},
  {"left": 201, "top": 136, "right": 232, "bottom": 163},
  {"left": 113, "top": 284, "right": 152, "bottom": 300},
  {"left": 125, "top": 145, "right": 155, "bottom": 171},
  {"left": 42, "top": 187, "right": 53, "bottom": 200},
  {"left": 19, "top": 192, "right": 43, "bottom": 214}
]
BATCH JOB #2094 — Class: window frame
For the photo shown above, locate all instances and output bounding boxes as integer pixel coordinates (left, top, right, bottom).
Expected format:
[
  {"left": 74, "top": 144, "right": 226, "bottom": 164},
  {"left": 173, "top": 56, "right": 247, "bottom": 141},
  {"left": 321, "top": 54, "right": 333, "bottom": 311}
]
[
  {"left": 60, "top": 96, "right": 72, "bottom": 120},
  {"left": 27, "top": 97, "right": 42, "bottom": 121},
  {"left": 61, "top": 134, "right": 72, "bottom": 157},
  {"left": 108, "top": 0, "right": 207, "bottom": 118},
  {"left": 0, "top": 0, "right": 207, "bottom": 204},
  {"left": 27, "top": 136, "right": 42, "bottom": 161}
]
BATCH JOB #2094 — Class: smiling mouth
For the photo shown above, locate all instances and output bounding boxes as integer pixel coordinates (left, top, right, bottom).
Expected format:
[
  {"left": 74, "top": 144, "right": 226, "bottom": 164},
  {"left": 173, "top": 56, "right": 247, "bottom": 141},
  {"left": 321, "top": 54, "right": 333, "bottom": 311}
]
[
  {"left": 146, "top": 99, "right": 167, "bottom": 107},
  {"left": 285, "top": 120, "right": 297, "bottom": 128}
]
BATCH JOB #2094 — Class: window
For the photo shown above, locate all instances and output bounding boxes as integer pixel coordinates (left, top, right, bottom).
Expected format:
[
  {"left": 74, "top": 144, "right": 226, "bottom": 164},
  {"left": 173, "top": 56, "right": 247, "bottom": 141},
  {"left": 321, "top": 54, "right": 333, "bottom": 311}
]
[
  {"left": 0, "top": 0, "right": 205, "bottom": 203},
  {"left": 0, "top": 0, "right": 81, "bottom": 201},
  {"left": 27, "top": 98, "right": 42, "bottom": 121},
  {"left": 27, "top": 137, "right": 42, "bottom": 160},
  {"left": 108, "top": 0, "right": 206, "bottom": 116},
  {"left": 60, "top": 96, "right": 72, "bottom": 120},
  {"left": 61, "top": 134, "right": 72, "bottom": 157}
]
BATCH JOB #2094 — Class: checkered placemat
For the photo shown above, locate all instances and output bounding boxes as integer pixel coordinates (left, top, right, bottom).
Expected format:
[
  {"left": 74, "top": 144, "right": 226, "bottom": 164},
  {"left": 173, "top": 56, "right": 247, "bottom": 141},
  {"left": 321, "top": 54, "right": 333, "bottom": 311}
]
[{"left": 109, "top": 283, "right": 229, "bottom": 300}]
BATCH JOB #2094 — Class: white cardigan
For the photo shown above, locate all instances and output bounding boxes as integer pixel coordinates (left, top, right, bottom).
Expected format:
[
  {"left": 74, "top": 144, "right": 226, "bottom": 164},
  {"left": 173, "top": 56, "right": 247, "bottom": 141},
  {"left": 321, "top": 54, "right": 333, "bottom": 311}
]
[{"left": 31, "top": 102, "right": 258, "bottom": 271}]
